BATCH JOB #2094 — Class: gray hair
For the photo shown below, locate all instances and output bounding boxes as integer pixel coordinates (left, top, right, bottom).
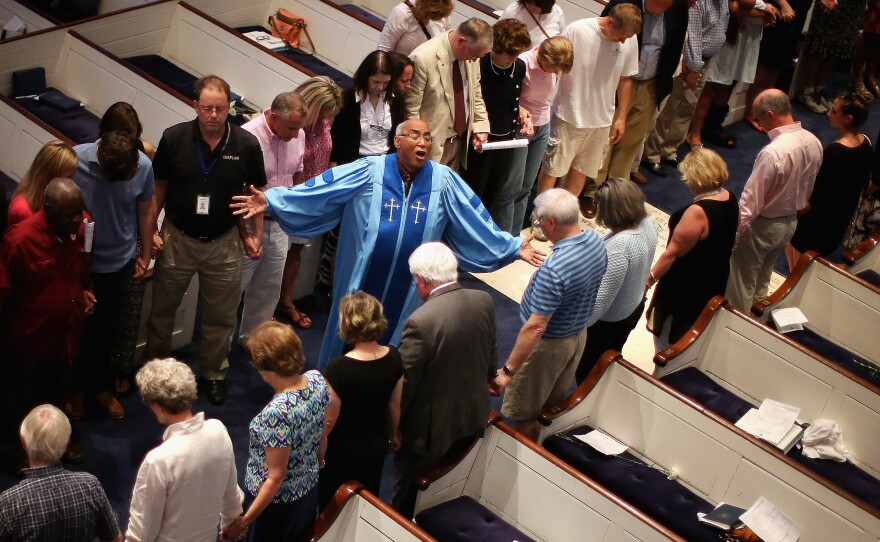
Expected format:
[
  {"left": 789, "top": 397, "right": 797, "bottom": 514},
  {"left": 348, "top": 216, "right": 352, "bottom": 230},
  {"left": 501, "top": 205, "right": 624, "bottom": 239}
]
[
  {"left": 20, "top": 405, "right": 70, "bottom": 464},
  {"left": 136, "top": 358, "right": 198, "bottom": 414},
  {"left": 458, "top": 18, "right": 493, "bottom": 51},
  {"left": 595, "top": 177, "right": 647, "bottom": 230},
  {"left": 533, "top": 188, "right": 579, "bottom": 226},
  {"left": 755, "top": 89, "right": 792, "bottom": 117},
  {"left": 409, "top": 242, "right": 459, "bottom": 284},
  {"left": 271, "top": 91, "right": 307, "bottom": 118}
]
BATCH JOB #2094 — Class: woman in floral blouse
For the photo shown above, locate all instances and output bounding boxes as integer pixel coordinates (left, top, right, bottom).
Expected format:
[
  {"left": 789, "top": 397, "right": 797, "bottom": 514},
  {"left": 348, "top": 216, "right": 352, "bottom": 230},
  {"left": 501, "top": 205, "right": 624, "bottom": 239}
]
[{"left": 223, "top": 321, "right": 330, "bottom": 541}]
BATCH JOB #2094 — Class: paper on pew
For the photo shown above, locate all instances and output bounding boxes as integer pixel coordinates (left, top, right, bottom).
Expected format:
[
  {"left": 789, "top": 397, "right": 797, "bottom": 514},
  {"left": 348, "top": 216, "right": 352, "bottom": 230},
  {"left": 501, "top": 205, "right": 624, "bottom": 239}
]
[
  {"left": 575, "top": 430, "right": 628, "bottom": 455},
  {"left": 479, "top": 139, "right": 529, "bottom": 151},
  {"left": 243, "top": 31, "right": 287, "bottom": 51},
  {"left": 3, "top": 16, "right": 25, "bottom": 32},
  {"left": 740, "top": 497, "right": 803, "bottom": 542},
  {"left": 735, "top": 399, "right": 800, "bottom": 445},
  {"left": 771, "top": 307, "right": 807, "bottom": 333}
]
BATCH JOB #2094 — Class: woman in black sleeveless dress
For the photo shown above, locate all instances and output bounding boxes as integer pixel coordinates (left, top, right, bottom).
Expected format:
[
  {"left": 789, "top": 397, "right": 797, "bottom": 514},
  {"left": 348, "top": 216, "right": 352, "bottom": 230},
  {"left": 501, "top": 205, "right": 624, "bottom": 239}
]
[{"left": 646, "top": 148, "right": 739, "bottom": 351}]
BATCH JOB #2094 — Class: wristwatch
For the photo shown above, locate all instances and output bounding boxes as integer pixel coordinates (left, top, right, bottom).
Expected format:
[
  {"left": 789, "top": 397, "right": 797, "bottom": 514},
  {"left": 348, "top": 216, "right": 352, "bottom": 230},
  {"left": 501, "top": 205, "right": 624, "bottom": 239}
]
[{"left": 501, "top": 364, "right": 516, "bottom": 376}]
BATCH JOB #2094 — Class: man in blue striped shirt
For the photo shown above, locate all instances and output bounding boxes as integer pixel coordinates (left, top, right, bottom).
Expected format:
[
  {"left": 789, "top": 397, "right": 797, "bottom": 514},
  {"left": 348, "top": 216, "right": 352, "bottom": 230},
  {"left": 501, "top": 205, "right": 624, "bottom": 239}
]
[{"left": 492, "top": 189, "right": 607, "bottom": 440}]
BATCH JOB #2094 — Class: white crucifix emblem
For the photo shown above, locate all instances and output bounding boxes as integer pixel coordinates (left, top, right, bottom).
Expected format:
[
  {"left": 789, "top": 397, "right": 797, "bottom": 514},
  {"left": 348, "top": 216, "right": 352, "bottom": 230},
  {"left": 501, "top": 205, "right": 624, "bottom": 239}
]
[
  {"left": 411, "top": 200, "right": 426, "bottom": 224},
  {"left": 384, "top": 198, "right": 401, "bottom": 222}
]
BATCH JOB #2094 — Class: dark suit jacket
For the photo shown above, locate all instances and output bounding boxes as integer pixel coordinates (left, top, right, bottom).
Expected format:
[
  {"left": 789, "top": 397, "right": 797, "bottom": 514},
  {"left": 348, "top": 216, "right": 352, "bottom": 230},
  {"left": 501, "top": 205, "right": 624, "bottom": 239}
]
[
  {"left": 602, "top": 0, "right": 689, "bottom": 107},
  {"left": 329, "top": 87, "right": 405, "bottom": 165},
  {"left": 398, "top": 283, "right": 497, "bottom": 459}
]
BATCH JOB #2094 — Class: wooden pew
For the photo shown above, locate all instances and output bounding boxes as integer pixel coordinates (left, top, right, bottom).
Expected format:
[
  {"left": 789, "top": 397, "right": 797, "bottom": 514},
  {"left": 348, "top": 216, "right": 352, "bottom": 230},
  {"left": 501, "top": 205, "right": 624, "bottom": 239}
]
[
  {"left": 306, "top": 482, "right": 436, "bottom": 541},
  {"left": 414, "top": 414, "right": 685, "bottom": 541},
  {"left": 752, "top": 251, "right": 879, "bottom": 369},
  {"left": 653, "top": 296, "right": 880, "bottom": 513},
  {"left": 0, "top": 0, "right": 55, "bottom": 37},
  {"left": 538, "top": 353, "right": 880, "bottom": 541},
  {"left": 845, "top": 226, "right": 880, "bottom": 289}
]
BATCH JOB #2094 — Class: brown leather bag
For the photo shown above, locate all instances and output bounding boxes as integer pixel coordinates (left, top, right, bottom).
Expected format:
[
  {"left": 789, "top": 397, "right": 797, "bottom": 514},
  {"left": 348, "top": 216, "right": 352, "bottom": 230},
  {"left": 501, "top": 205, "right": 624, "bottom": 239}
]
[{"left": 268, "top": 9, "right": 315, "bottom": 54}]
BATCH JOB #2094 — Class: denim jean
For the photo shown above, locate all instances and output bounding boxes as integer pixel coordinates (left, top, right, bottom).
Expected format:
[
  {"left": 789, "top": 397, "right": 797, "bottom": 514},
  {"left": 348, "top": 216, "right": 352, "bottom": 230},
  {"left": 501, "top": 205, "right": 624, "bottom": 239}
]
[{"left": 512, "top": 123, "right": 551, "bottom": 232}]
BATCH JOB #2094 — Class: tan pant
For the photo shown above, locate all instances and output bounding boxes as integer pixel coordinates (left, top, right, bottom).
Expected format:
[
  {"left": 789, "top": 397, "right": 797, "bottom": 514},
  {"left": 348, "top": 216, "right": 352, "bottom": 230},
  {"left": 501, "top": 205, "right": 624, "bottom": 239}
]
[
  {"left": 438, "top": 136, "right": 464, "bottom": 171},
  {"left": 597, "top": 78, "right": 658, "bottom": 182},
  {"left": 146, "top": 220, "right": 242, "bottom": 380},
  {"left": 725, "top": 215, "right": 797, "bottom": 312},
  {"left": 643, "top": 73, "right": 707, "bottom": 164}
]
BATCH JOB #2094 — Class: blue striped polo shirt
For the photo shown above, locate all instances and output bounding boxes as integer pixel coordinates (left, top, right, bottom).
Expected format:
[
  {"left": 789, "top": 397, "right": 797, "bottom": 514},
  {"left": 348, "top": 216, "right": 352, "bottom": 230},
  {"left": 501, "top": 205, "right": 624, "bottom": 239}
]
[{"left": 520, "top": 229, "right": 607, "bottom": 338}]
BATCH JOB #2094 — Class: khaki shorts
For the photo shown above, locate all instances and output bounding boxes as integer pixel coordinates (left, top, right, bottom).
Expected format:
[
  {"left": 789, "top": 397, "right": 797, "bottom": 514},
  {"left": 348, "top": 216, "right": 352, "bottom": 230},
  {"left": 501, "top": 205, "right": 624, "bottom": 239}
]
[
  {"left": 541, "top": 118, "right": 610, "bottom": 179},
  {"left": 501, "top": 327, "right": 588, "bottom": 421}
]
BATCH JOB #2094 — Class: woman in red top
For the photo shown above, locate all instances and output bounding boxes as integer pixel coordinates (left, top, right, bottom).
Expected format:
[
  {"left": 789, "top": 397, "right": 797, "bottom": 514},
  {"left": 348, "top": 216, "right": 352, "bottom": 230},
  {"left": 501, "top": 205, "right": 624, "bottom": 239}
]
[{"left": 8, "top": 140, "right": 78, "bottom": 227}]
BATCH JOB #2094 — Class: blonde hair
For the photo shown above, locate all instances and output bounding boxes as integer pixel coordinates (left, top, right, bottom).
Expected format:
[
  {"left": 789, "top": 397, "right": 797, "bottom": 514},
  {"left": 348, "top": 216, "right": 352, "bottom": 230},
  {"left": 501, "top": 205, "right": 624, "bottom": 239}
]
[
  {"left": 247, "top": 321, "right": 306, "bottom": 376},
  {"left": 410, "top": 0, "right": 453, "bottom": 21},
  {"left": 295, "top": 76, "right": 344, "bottom": 130},
  {"left": 338, "top": 291, "right": 388, "bottom": 344},
  {"left": 609, "top": 3, "right": 642, "bottom": 35},
  {"left": 15, "top": 141, "right": 79, "bottom": 212},
  {"left": 537, "top": 36, "right": 574, "bottom": 74},
  {"left": 678, "top": 148, "right": 728, "bottom": 193}
]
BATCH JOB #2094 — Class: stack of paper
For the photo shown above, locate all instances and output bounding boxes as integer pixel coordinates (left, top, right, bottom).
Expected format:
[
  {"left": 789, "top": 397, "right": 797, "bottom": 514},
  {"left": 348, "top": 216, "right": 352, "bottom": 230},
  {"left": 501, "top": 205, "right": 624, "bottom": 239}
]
[
  {"left": 243, "top": 30, "right": 286, "bottom": 51},
  {"left": 735, "top": 399, "right": 805, "bottom": 453},
  {"left": 771, "top": 307, "right": 808, "bottom": 333},
  {"left": 741, "top": 497, "right": 803, "bottom": 542}
]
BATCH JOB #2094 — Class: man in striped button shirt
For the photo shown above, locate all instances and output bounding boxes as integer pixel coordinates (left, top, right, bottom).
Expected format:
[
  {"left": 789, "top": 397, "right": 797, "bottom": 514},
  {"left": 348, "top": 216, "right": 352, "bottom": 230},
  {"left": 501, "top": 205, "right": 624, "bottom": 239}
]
[{"left": 492, "top": 188, "right": 607, "bottom": 441}]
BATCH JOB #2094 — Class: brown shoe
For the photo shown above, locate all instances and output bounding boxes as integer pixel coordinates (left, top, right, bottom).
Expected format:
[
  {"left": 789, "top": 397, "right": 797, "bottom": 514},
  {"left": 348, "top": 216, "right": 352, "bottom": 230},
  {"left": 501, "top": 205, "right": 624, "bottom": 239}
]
[
  {"left": 95, "top": 392, "right": 124, "bottom": 420},
  {"left": 579, "top": 196, "right": 597, "bottom": 219},
  {"left": 61, "top": 444, "right": 85, "bottom": 465},
  {"left": 63, "top": 393, "right": 85, "bottom": 420},
  {"left": 630, "top": 171, "right": 648, "bottom": 185}
]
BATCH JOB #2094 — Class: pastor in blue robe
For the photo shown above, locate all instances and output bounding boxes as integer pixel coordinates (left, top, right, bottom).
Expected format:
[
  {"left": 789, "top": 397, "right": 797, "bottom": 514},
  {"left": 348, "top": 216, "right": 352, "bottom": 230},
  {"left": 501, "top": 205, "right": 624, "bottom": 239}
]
[{"left": 265, "top": 154, "right": 522, "bottom": 369}]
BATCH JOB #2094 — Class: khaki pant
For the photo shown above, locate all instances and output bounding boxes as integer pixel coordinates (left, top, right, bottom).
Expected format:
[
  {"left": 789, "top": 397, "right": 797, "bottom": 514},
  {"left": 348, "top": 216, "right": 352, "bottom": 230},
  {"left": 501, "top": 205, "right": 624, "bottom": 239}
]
[
  {"left": 597, "top": 78, "right": 658, "bottom": 182},
  {"left": 146, "top": 220, "right": 242, "bottom": 380},
  {"left": 725, "top": 215, "right": 797, "bottom": 312},
  {"left": 643, "top": 73, "right": 707, "bottom": 164}
]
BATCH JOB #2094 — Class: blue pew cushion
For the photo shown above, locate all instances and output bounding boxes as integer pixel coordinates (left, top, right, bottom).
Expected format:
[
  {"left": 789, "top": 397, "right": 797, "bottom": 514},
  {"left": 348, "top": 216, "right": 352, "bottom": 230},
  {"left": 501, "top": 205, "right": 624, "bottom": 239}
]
[
  {"left": 543, "top": 425, "right": 718, "bottom": 542},
  {"left": 13, "top": 67, "right": 47, "bottom": 98},
  {"left": 661, "top": 367, "right": 754, "bottom": 424},
  {"left": 235, "top": 26, "right": 353, "bottom": 89},
  {"left": 14, "top": 91, "right": 100, "bottom": 144},
  {"left": 341, "top": 4, "right": 385, "bottom": 26},
  {"left": 856, "top": 270, "right": 880, "bottom": 289},
  {"left": 663, "top": 367, "right": 880, "bottom": 511},
  {"left": 782, "top": 327, "right": 879, "bottom": 384},
  {"left": 415, "top": 496, "right": 537, "bottom": 542}
]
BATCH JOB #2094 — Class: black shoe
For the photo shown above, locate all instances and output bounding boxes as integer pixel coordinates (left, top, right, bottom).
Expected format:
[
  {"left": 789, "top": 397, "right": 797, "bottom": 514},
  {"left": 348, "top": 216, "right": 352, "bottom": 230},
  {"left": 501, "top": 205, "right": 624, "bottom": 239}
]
[
  {"left": 659, "top": 156, "right": 679, "bottom": 168},
  {"left": 643, "top": 162, "right": 668, "bottom": 177},
  {"left": 61, "top": 444, "right": 85, "bottom": 465},
  {"left": 579, "top": 196, "right": 597, "bottom": 219},
  {"left": 204, "top": 380, "right": 227, "bottom": 406}
]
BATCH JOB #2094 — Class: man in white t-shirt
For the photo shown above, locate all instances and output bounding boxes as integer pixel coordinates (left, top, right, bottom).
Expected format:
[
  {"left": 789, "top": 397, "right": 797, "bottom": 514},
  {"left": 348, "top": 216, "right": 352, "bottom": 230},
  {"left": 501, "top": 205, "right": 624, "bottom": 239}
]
[{"left": 536, "top": 5, "right": 641, "bottom": 218}]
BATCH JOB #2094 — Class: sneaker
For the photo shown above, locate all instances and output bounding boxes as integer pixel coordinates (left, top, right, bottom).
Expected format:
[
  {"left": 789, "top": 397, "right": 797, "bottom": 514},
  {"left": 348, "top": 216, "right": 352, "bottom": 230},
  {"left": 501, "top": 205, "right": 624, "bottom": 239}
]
[
  {"left": 529, "top": 212, "right": 547, "bottom": 241},
  {"left": 799, "top": 92, "right": 827, "bottom": 114},
  {"left": 816, "top": 91, "right": 833, "bottom": 111}
]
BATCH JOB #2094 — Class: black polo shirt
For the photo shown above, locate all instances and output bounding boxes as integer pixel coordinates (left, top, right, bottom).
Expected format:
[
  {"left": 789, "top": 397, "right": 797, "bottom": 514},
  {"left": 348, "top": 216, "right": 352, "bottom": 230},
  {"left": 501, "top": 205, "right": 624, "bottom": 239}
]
[{"left": 153, "top": 119, "right": 267, "bottom": 240}]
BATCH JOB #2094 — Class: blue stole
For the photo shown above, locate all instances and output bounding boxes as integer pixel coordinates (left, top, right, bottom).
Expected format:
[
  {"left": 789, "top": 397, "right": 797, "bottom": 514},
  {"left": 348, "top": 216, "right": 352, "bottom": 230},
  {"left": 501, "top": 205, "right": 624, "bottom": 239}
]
[{"left": 361, "top": 155, "right": 433, "bottom": 340}]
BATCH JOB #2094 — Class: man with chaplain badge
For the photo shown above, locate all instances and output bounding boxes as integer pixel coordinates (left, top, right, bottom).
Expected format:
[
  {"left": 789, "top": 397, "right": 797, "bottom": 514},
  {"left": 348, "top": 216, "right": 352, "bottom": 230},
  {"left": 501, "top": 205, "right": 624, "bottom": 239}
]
[{"left": 232, "top": 118, "right": 545, "bottom": 370}]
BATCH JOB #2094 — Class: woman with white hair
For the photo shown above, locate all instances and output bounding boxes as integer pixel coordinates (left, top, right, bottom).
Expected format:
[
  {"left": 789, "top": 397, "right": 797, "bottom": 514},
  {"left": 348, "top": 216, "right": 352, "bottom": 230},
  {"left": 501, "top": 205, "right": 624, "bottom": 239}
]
[{"left": 127, "top": 359, "right": 243, "bottom": 541}]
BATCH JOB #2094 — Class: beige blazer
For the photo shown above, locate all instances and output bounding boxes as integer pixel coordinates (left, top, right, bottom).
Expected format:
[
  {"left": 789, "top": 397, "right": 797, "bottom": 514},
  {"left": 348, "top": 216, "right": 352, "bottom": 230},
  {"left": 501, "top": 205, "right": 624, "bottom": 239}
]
[{"left": 406, "top": 32, "right": 490, "bottom": 167}]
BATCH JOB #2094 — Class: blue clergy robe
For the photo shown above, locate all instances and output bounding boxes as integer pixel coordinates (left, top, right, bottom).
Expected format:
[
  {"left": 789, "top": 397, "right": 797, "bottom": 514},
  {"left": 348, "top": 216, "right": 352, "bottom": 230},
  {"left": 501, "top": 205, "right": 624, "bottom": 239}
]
[{"left": 265, "top": 153, "right": 522, "bottom": 369}]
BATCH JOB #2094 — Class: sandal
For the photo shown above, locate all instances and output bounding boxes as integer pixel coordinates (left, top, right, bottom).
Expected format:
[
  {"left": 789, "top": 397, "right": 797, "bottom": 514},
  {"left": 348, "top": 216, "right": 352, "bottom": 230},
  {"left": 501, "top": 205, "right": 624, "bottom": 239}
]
[
  {"left": 702, "top": 125, "right": 736, "bottom": 148},
  {"left": 743, "top": 114, "right": 765, "bottom": 134},
  {"left": 866, "top": 80, "right": 880, "bottom": 98},
  {"left": 275, "top": 305, "right": 312, "bottom": 329}
]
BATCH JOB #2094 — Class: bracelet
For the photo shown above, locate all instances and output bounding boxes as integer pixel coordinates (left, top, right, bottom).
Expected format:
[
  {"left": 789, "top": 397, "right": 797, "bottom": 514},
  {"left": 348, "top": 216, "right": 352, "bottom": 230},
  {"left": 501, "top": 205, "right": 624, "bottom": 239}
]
[
  {"left": 502, "top": 364, "right": 516, "bottom": 376},
  {"left": 649, "top": 270, "right": 657, "bottom": 282},
  {"left": 319, "top": 459, "right": 326, "bottom": 469}
]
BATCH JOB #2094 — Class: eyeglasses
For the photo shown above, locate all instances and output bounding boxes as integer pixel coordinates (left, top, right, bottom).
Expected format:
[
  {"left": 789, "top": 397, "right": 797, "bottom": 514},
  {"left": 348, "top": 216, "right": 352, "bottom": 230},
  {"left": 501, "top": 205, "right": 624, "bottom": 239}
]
[
  {"left": 402, "top": 132, "right": 433, "bottom": 143},
  {"left": 197, "top": 104, "right": 230, "bottom": 114}
]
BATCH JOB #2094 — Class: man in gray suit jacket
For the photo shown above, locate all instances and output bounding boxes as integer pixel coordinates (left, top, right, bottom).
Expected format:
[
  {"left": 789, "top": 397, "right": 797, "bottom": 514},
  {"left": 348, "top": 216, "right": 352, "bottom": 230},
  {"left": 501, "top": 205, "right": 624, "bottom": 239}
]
[{"left": 392, "top": 242, "right": 497, "bottom": 518}]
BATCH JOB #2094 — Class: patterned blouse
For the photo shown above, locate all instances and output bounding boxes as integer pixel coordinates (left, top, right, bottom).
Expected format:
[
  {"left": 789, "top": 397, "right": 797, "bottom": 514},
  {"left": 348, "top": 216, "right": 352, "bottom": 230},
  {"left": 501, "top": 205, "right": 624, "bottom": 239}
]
[
  {"left": 245, "top": 370, "right": 330, "bottom": 502},
  {"left": 302, "top": 117, "right": 333, "bottom": 180}
]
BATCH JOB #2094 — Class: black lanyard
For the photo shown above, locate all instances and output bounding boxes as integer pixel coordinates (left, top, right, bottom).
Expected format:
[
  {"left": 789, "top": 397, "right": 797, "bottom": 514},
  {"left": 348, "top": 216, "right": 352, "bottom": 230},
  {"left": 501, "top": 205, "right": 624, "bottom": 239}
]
[{"left": 196, "top": 123, "right": 231, "bottom": 184}]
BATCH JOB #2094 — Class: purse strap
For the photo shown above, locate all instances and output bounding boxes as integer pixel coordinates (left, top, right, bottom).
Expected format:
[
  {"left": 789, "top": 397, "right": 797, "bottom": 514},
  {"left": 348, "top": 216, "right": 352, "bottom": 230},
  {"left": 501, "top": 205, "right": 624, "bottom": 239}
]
[
  {"left": 526, "top": 8, "right": 550, "bottom": 40},
  {"left": 404, "top": 0, "right": 433, "bottom": 40},
  {"left": 268, "top": 11, "right": 316, "bottom": 55}
]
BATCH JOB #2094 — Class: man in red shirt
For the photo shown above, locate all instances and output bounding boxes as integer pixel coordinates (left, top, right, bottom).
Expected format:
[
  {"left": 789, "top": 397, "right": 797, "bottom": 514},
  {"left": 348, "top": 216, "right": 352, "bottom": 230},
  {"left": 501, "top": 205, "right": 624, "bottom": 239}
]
[{"left": 0, "top": 178, "right": 93, "bottom": 468}]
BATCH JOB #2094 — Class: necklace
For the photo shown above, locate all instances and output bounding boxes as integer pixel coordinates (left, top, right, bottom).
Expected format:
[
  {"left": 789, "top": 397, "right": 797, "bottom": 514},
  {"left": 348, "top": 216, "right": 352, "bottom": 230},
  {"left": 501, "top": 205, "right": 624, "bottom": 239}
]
[
  {"left": 490, "top": 58, "right": 516, "bottom": 79},
  {"left": 693, "top": 188, "right": 723, "bottom": 202}
]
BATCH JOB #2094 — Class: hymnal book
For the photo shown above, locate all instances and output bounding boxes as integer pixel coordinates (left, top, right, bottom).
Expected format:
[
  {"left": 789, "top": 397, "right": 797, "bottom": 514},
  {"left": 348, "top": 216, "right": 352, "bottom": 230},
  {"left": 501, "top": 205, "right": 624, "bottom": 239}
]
[
  {"left": 698, "top": 502, "right": 747, "bottom": 531},
  {"left": 38, "top": 89, "right": 82, "bottom": 112}
]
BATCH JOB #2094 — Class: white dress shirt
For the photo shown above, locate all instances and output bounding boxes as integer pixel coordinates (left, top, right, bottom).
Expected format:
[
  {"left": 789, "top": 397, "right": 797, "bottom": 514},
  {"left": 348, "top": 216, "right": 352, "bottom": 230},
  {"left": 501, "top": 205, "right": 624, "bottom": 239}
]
[
  {"left": 377, "top": 2, "right": 451, "bottom": 55},
  {"left": 126, "top": 413, "right": 243, "bottom": 542}
]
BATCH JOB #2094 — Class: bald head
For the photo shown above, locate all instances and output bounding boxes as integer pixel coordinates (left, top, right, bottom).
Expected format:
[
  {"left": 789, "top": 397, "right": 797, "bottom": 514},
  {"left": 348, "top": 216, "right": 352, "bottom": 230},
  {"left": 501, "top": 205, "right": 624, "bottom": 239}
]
[
  {"left": 752, "top": 89, "right": 794, "bottom": 131},
  {"left": 44, "top": 178, "right": 84, "bottom": 237}
]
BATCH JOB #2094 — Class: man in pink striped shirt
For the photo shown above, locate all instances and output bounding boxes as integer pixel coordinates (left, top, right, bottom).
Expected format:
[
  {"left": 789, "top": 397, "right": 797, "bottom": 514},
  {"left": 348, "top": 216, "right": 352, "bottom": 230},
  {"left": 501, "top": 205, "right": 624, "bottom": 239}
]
[{"left": 726, "top": 89, "right": 822, "bottom": 311}]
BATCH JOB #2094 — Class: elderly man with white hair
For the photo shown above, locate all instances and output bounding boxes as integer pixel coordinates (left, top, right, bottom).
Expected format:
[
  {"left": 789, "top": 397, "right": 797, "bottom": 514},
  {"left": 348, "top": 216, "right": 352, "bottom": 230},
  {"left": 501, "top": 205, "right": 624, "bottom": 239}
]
[
  {"left": 492, "top": 188, "right": 607, "bottom": 441},
  {"left": 392, "top": 241, "right": 498, "bottom": 518},
  {"left": 0, "top": 405, "right": 121, "bottom": 541},
  {"left": 126, "top": 359, "right": 243, "bottom": 542}
]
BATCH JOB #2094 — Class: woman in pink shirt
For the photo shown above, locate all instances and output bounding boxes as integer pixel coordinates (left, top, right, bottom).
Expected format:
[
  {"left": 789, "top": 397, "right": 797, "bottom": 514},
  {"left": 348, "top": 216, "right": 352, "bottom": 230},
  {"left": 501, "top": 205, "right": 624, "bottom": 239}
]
[
  {"left": 275, "top": 77, "right": 343, "bottom": 328},
  {"left": 515, "top": 36, "right": 572, "bottom": 237},
  {"left": 8, "top": 140, "right": 79, "bottom": 226}
]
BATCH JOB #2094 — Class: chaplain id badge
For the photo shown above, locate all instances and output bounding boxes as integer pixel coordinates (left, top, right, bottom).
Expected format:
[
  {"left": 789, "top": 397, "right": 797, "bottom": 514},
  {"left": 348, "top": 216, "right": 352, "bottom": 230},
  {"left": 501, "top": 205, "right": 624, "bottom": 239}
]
[{"left": 196, "top": 195, "right": 210, "bottom": 215}]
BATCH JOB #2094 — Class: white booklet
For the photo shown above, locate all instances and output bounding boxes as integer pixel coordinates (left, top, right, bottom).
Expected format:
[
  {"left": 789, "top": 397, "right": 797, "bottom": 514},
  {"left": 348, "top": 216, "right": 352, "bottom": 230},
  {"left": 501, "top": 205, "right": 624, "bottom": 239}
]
[
  {"left": 741, "top": 497, "right": 803, "bottom": 542},
  {"left": 771, "top": 307, "right": 808, "bottom": 333},
  {"left": 735, "top": 399, "right": 801, "bottom": 446},
  {"left": 243, "top": 30, "right": 286, "bottom": 51},
  {"left": 575, "top": 430, "right": 628, "bottom": 455}
]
